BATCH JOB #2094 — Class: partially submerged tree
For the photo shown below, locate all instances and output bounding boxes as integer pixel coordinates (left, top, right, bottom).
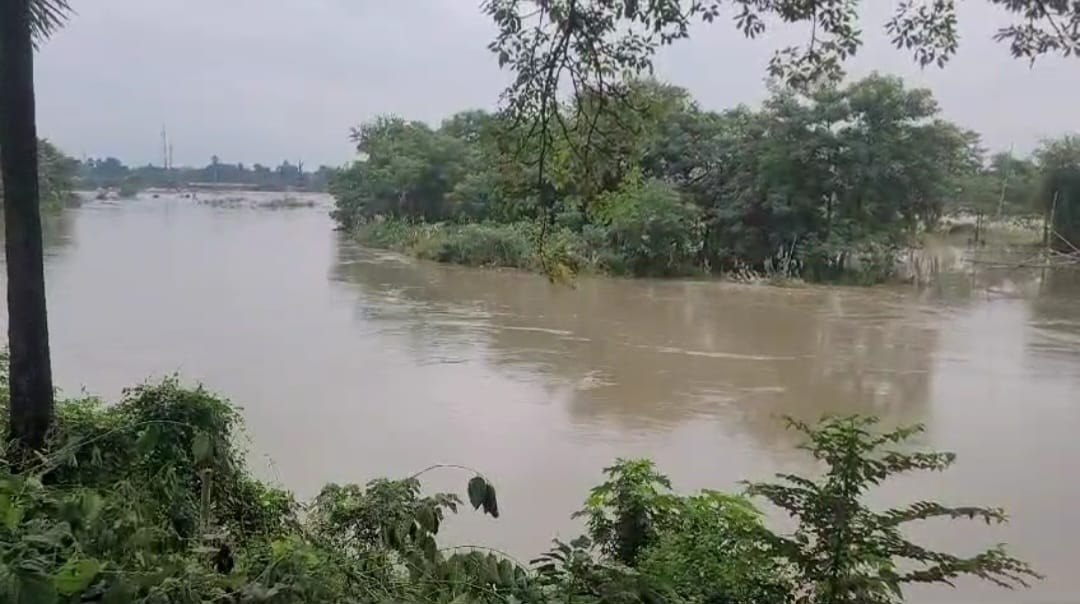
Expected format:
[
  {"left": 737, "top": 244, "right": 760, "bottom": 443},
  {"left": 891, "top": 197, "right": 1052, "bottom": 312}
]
[
  {"left": 0, "top": 0, "right": 72, "bottom": 452},
  {"left": 332, "top": 74, "right": 978, "bottom": 280},
  {"left": 1035, "top": 134, "right": 1080, "bottom": 251}
]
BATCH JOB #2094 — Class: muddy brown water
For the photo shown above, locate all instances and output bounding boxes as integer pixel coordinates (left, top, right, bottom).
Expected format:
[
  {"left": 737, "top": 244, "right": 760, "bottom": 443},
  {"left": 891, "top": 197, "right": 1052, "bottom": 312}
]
[{"left": 6, "top": 194, "right": 1080, "bottom": 602}]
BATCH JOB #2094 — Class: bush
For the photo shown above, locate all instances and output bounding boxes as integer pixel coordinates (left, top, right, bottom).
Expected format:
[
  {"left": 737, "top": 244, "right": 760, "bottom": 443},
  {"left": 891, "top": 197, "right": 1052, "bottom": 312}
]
[
  {"left": 0, "top": 377, "right": 506, "bottom": 604},
  {"left": 422, "top": 222, "right": 535, "bottom": 269},
  {"left": 798, "top": 232, "right": 902, "bottom": 285},
  {"left": 1042, "top": 165, "right": 1080, "bottom": 252},
  {"left": 354, "top": 220, "right": 538, "bottom": 269},
  {"left": 0, "top": 369, "right": 1039, "bottom": 603},
  {"left": 637, "top": 493, "right": 792, "bottom": 604},
  {"left": 747, "top": 416, "right": 1040, "bottom": 603},
  {"left": 576, "top": 459, "right": 793, "bottom": 603},
  {"left": 118, "top": 179, "right": 141, "bottom": 199},
  {"left": 595, "top": 178, "right": 704, "bottom": 277}
]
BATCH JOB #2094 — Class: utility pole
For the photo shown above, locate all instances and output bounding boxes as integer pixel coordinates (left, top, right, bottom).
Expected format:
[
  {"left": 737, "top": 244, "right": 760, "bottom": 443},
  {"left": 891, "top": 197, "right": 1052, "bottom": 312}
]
[
  {"left": 161, "top": 125, "right": 168, "bottom": 170},
  {"left": 996, "top": 144, "right": 1014, "bottom": 218}
]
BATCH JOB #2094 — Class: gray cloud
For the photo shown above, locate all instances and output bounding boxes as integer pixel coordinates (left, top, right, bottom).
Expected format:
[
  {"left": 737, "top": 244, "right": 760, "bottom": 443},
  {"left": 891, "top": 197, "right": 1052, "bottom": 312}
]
[{"left": 35, "top": 0, "right": 1078, "bottom": 168}]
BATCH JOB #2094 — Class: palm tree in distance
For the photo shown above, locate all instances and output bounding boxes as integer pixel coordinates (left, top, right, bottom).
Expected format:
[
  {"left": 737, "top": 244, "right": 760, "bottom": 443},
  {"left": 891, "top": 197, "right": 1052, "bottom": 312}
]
[{"left": 0, "top": 0, "right": 71, "bottom": 452}]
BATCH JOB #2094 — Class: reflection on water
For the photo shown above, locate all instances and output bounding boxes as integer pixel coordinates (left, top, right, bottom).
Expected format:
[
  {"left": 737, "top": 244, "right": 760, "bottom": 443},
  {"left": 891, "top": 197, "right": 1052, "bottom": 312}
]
[
  {"left": 2, "top": 195, "right": 1078, "bottom": 603},
  {"left": 330, "top": 243, "right": 941, "bottom": 450}
]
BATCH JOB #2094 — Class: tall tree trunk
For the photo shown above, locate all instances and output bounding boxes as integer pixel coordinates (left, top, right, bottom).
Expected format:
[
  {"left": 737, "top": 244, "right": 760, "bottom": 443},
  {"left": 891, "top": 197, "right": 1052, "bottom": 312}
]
[{"left": 1, "top": 0, "right": 55, "bottom": 451}]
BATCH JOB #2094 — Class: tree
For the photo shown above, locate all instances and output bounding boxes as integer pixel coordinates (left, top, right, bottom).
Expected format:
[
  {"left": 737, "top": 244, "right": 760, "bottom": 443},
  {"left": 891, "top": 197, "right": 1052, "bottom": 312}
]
[
  {"left": 331, "top": 74, "right": 981, "bottom": 281},
  {"left": 331, "top": 116, "right": 473, "bottom": 227},
  {"left": 0, "top": 0, "right": 71, "bottom": 452},
  {"left": 1, "top": 139, "right": 76, "bottom": 212},
  {"left": 485, "top": 0, "right": 1080, "bottom": 216},
  {"left": 1034, "top": 135, "right": 1080, "bottom": 251},
  {"left": 747, "top": 416, "right": 1039, "bottom": 603}
]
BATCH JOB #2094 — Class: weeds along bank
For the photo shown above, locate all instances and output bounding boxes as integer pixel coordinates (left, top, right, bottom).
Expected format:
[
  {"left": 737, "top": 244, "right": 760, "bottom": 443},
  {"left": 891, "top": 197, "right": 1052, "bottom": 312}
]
[
  {"left": 352, "top": 217, "right": 908, "bottom": 284},
  {"left": 0, "top": 372, "right": 1038, "bottom": 603}
]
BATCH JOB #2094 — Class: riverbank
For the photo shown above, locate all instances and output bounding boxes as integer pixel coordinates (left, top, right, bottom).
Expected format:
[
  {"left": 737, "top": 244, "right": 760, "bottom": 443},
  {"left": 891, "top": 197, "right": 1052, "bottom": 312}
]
[
  {"left": 354, "top": 214, "right": 1055, "bottom": 286},
  {"left": 354, "top": 219, "right": 922, "bottom": 285},
  {"left": 0, "top": 374, "right": 1036, "bottom": 603},
  {"left": 10, "top": 197, "right": 1075, "bottom": 601},
  {"left": 353, "top": 218, "right": 728, "bottom": 280}
]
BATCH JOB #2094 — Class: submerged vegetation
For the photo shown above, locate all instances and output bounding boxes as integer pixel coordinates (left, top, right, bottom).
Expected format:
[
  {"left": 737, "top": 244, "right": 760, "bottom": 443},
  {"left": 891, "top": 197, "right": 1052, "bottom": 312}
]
[
  {"left": 0, "top": 364, "right": 1037, "bottom": 603},
  {"left": 332, "top": 75, "right": 1080, "bottom": 283}
]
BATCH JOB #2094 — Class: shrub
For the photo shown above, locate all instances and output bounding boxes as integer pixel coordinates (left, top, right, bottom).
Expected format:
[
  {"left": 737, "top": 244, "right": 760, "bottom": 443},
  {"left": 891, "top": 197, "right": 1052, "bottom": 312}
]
[
  {"left": 595, "top": 178, "right": 704, "bottom": 277},
  {"left": 422, "top": 222, "right": 535, "bottom": 268},
  {"left": 0, "top": 375, "right": 1039, "bottom": 603},
  {"left": 798, "top": 233, "right": 902, "bottom": 285},
  {"left": 0, "top": 378, "right": 505, "bottom": 604},
  {"left": 576, "top": 460, "right": 792, "bottom": 603},
  {"left": 748, "top": 416, "right": 1040, "bottom": 604},
  {"left": 637, "top": 493, "right": 792, "bottom": 604}
]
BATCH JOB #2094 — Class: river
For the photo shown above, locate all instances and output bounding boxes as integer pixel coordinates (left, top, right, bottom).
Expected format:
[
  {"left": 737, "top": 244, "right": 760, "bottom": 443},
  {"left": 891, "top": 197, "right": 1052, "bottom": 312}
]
[{"left": 8, "top": 193, "right": 1080, "bottom": 603}]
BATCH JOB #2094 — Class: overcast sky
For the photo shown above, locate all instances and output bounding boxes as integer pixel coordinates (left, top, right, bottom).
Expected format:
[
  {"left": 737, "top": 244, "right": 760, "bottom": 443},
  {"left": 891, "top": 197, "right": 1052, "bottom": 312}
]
[{"left": 34, "top": 0, "right": 1079, "bottom": 168}]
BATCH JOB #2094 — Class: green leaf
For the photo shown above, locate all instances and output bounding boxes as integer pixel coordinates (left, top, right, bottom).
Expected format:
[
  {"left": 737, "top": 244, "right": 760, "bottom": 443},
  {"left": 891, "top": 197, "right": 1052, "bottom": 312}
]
[
  {"left": 53, "top": 558, "right": 102, "bottom": 596},
  {"left": 135, "top": 425, "right": 159, "bottom": 455},
  {"left": 448, "top": 558, "right": 466, "bottom": 589},
  {"left": 484, "top": 554, "right": 500, "bottom": 583},
  {"left": 416, "top": 505, "right": 436, "bottom": 533},
  {"left": 127, "top": 528, "right": 154, "bottom": 548},
  {"left": 421, "top": 535, "right": 438, "bottom": 562},
  {"left": 80, "top": 493, "right": 104, "bottom": 524},
  {"left": 386, "top": 523, "right": 401, "bottom": 549},
  {"left": 17, "top": 571, "right": 58, "bottom": 604},
  {"left": 0, "top": 494, "right": 24, "bottom": 531},
  {"left": 482, "top": 484, "right": 499, "bottom": 518},
  {"left": 102, "top": 581, "right": 135, "bottom": 604},
  {"left": 242, "top": 583, "right": 283, "bottom": 601},
  {"left": 467, "top": 476, "right": 488, "bottom": 510},
  {"left": 192, "top": 432, "right": 212, "bottom": 463},
  {"left": 498, "top": 559, "right": 515, "bottom": 586}
]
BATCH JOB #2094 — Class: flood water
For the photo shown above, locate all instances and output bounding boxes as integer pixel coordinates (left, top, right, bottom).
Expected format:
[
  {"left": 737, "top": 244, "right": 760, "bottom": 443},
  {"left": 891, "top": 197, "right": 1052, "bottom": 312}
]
[{"left": 8, "top": 194, "right": 1080, "bottom": 603}]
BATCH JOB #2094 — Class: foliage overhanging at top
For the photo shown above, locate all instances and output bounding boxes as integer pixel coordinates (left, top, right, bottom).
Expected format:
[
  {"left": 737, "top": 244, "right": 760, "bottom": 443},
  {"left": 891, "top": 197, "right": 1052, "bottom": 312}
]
[
  {"left": 28, "top": 0, "right": 72, "bottom": 43},
  {"left": 483, "top": 0, "right": 1080, "bottom": 212},
  {"left": 485, "top": 0, "right": 1080, "bottom": 92}
]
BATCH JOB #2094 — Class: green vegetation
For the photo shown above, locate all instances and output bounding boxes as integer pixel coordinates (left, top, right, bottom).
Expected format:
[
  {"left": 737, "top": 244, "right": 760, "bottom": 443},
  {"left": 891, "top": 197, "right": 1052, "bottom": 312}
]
[
  {"left": 333, "top": 78, "right": 1080, "bottom": 282},
  {"left": 1034, "top": 135, "right": 1080, "bottom": 252},
  {"left": 75, "top": 157, "right": 336, "bottom": 194},
  {"left": 0, "top": 3, "right": 1068, "bottom": 602},
  {"left": 954, "top": 152, "right": 1041, "bottom": 217},
  {"left": 0, "top": 364, "right": 1036, "bottom": 603},
  {"left": 334, "top": 75, "right": 981, "bottom": 282},
  {"left": 0, "top": 139, "right": 76, "bottom": 212}
]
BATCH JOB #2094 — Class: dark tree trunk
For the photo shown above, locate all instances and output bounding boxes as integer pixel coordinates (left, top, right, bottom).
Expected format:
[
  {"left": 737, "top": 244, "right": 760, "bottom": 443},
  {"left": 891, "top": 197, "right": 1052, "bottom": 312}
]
[{"left": 1, "top": 0, "right": 55, "bottom": 451}]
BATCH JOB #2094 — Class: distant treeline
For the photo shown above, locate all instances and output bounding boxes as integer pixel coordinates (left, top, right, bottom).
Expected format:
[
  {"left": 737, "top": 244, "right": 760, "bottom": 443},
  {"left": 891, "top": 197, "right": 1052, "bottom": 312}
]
[{"left": 75, "top": 156, "right": 338, "bottom": 193}]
